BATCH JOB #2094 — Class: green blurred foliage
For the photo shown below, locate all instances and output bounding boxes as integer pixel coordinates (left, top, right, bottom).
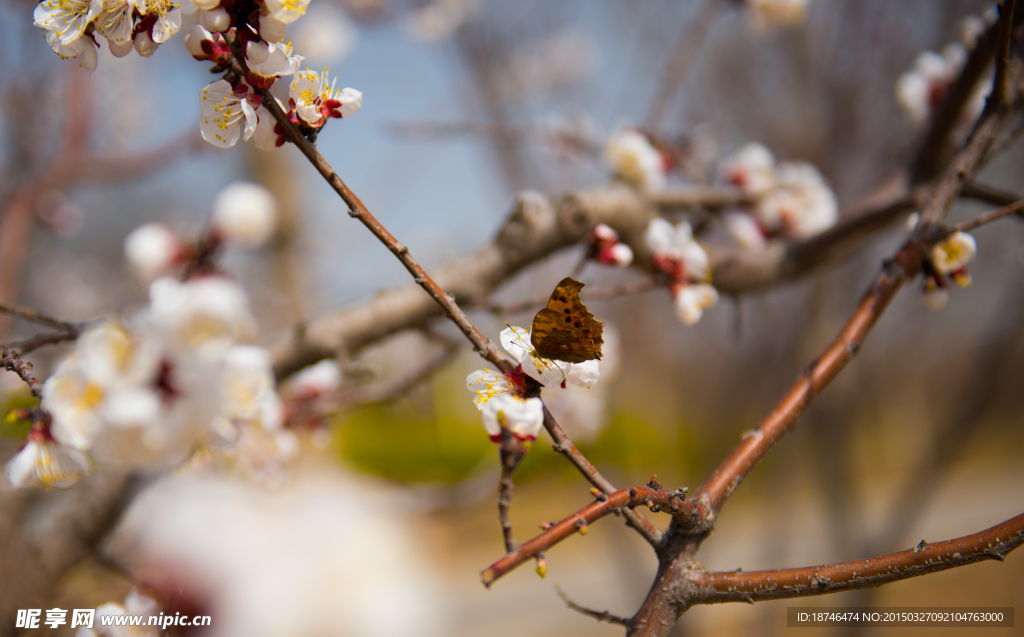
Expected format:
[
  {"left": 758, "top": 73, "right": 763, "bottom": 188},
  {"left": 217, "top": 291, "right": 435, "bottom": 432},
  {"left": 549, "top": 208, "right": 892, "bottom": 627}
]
[{"left": 1, "top": 392, "right": 37, "bottom": 440}]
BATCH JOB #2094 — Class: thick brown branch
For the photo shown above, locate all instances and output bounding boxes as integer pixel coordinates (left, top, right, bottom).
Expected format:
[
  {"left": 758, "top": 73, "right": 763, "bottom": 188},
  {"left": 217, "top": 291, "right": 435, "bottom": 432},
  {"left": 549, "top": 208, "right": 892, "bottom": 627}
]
[
  {"left": 481, "top": 485, "right": 702, "bottom": 587},
  {"left": 690, "top": 512, "right": 1024, "bottom": 604},
  {"left": 543, "top": 406, "right": 662, "bottom": 546}
]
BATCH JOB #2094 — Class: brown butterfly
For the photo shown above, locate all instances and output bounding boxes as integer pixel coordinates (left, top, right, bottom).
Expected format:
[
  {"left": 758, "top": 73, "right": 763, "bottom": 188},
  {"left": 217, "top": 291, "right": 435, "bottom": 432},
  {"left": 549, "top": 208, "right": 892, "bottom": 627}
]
[{"left": 530, "top": 277, "right": 604, "bottom": 363}]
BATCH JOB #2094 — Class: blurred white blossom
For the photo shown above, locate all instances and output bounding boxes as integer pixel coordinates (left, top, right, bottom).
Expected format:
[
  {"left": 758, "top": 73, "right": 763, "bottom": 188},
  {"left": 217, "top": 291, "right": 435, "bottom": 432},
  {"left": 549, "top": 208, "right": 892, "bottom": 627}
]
[
  {"left": 76, "top": 589, "right": 162, "bottom": 637},
  {"left": 124, "top": 222, "right": 184, "bottom": 282},
  {"left": 39, "top": 276, "right": 281, "bottom": 471},
  {"left": 5, "top": 428, "right": 89, "bottom": 489},
  {"left": 895, "top": 42, "right": 988, "bottom": 130},
  {"left": 211, "top": 181, "right": 279, "bottom": 248},
  {"left": 645, "top": 218, "right": 719, "bottom": 325},
  {"left": 605, "top": 128, "right": 667, "bottom": 191}
]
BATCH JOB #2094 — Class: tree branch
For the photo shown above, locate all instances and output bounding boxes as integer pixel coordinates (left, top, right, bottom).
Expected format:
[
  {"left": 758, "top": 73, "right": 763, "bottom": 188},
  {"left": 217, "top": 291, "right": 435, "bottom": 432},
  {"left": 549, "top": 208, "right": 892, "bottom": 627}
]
[
  {"left": 481, "top": 485, "right": 703, "bottom": 587},
  {"left": 556, "top": 585, "right": 632, "bottom": 627},
  {"left": 543, "top": 406, "right": 663, "bottom": 547},
  {"left": 690, "top": 512, "right": 1024, "bottom": 604}
]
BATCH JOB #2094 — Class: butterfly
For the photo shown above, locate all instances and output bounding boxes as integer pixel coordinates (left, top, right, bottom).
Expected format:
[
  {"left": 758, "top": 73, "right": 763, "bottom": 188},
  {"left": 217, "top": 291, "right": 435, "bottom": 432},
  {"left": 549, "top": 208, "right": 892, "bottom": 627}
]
[{"left": 530, "top": 277, "right": 604, "bottom": 363}]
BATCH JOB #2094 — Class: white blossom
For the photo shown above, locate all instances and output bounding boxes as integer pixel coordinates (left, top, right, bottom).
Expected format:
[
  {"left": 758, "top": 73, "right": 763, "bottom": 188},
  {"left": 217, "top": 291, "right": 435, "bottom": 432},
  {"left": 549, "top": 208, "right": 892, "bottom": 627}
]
[
  {"left": 264, "top": 0, "right": 311, "bottom": 24},
  {"left": 210, "top": 181, "right": 279, "bottom": 248},
  {"left": 674, "top": 284, "right": 719, "bottom": 326},
  {"left": 259, "top": 14, "right": 288, "bottom": 42},
  {"left": 148, "top": 276, "right": 257, "bottom": 353},
  {"left": 931, "top": 231, "right": 977, "bottom": 276},
  {"left": 896, "top": 43, "right": 968, "bottom": 127},
  {"left": 758, "top": 161, "right": 838, "bottom": 239},
  {"left": 480, "top": 393, "right": 544, "bottom": 441},
  {"left": 76, "top": 590, "right": 162, "bottom": 637},
  {"left": 253, "top": 104, "right": 283, "bottom": 151},
  {"left": 5, "top": 433, "right": 89, "bottom": 489},
  {"left": 34, "top": 0, "right": 103, "bottom": 47},
  {"left": 199, "top": 79, "right": 258, "bottom": 148},
  {"left": 246, "top": 40, "right": 303, "bottom": 78},
  {"left": 286, "top": 359, "right": 342, "bottom": 400},
  {"left": 199, "top": 6, "right": 230, "bottom": 31},
  {"left": 134, "top": 31, "right": 157, "bottom": 57},
  {"left": 45, "top": 30, "right": 98, "bottom": 71},
  {"left": 94, "top": 0, "right": 137, "bottom": 49},
  {"left": 222, "top": 345, "right": 282, "bottom": 430},
  {"left": 290, "top": 69, "right": 362, "bottom": 126},
  {"left": 124, "top": 222, "right": 183, "bottom": 282},
  {"left": 644, "top": 218, "right": 710, "bottom": 282},
  {"left": 721, "top": 143, "right": 776, "bottom": 196},
  {"left": 725, "top": 212, "right": 768, "bottom": 251},
  {"left": 184, "top": 24, "right": 213, "bottom": 57},
  {"left": 604, "top": 128, "right": 666, "bottom": 191}
]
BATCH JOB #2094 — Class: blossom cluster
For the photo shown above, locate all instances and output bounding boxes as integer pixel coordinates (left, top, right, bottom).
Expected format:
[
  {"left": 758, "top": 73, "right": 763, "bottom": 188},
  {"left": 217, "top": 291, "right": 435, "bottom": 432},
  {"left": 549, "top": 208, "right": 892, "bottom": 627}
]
[
  {"left": 5, "top": 274, "right": 283, "bottom": 488},
  {"left": 720, "top": 142, "right": 838, "bottom": 250},
  {"left": 34, "top": 0, "right": 184, "bottom": 70},
  {"left": 33, "top": 0, "right": 363, "bottom": 153},
  {"left": 466, "top": 326, "right": 600, "bottom": 442},
  {"left": 895, "top": 6, "right": 995, "bottom": 133},
  {"left": 644, "top": 218, "right": 719, "bottom": 325},
  {"left": 603, "top": 128, "right": 670, "bottom": 192}
]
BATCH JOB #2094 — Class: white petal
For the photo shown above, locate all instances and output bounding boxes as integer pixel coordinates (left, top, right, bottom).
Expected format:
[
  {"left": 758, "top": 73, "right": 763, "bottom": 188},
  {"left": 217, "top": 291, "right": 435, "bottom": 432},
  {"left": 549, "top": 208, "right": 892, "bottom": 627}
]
[
  {"left": 931, "top": 231, "right": 977, "bottom": 274},
  {"left": 211, "top": 181, "right": 278, "bottom": 248},
  {"left": 643, "top": 217, "right": 674, "bottom": 255},
  {"left": 565, "top": 359, "right": 600, "bottom": 389},
  {"left": 674, "top": 284, "right": 719, "bottom": 326},
  {"left": 465, "top": 369, "right": 513, "bottom": 410},
  {"left": 499, "top": 326, "right": 532, "bottom": 363},
  {"left": 481, "top": 394, "right": 544, "bottom": 440}
]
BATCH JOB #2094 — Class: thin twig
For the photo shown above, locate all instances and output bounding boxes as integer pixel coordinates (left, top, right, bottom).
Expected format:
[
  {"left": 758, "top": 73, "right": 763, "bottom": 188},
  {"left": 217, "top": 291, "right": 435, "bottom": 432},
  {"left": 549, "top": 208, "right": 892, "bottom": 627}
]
[
  {"left": 259, "top": 98, "right": 512, "bottom": 374},
  {"left": 2, "top": 329, "right": 79, "bottom": 355},
  {"left": 690, "top": 512, "right": 1024, "bottom": 604},
  {"left": 481, "top": 484, "right": 701, "bottom": 586},
  {"left": 954, "top": 197, "right": 1024, "bottom": 233},
  {"left": 542, "top": 406, "right": 662, "bottom": 547},
  {"left": 498, "top": 428, "right": 521, "bottom": 555},
  {"left": 1, "top": 348, "right": 43, "bottom": 399},
  {"left": 0, "top": 301, "right": 77, "bottom": 331},
  {"left": 303, "top": 345, "right": 457, "bottom": 419},
  {"left": 555, "top": 585, "right": 632, "bottom": 627}
]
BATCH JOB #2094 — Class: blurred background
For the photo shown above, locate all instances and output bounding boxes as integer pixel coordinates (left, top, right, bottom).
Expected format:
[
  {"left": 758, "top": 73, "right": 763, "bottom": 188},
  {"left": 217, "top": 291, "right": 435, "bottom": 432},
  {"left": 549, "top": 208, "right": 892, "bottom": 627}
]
[{"left": 1, "top": 0, "right": 1022, "bottom": 635}]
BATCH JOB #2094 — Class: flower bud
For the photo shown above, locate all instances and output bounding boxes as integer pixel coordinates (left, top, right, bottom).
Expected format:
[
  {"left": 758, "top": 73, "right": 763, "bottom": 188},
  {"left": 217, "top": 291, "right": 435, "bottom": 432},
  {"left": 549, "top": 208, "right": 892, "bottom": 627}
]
[
  {"left": 200, "top": 7, "right": 231, "bottom": 32},
  {"left": 210, "top": 182, "right": 279, "bottom": 248},
  {"left": 185, "top": 24, "right": 214, "bottom": 58},
  {"left": 124, "top": 223, "right": 184, "bottom": 281},
  {"left": 108, "top": 38, "right": 134, "bottom": 58},
  {"left": 134, "top": 32, "right": 157, "bottom": 57}
]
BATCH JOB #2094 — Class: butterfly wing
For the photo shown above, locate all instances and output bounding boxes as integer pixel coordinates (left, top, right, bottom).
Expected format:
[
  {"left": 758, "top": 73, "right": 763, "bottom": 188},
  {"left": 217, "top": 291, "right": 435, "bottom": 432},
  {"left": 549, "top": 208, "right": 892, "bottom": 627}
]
[{"left": 530, "top": 277, "right": 604, "bottom": 363}]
